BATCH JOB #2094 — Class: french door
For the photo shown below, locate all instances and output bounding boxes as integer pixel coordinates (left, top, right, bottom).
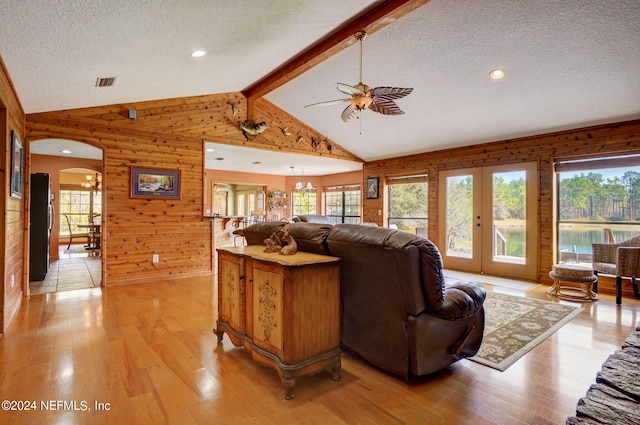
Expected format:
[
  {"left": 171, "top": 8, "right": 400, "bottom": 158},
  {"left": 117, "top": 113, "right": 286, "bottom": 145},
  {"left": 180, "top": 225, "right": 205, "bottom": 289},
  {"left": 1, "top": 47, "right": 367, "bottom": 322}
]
[{"left": 438, "top": 162, "right": 538, "bottom": 280}]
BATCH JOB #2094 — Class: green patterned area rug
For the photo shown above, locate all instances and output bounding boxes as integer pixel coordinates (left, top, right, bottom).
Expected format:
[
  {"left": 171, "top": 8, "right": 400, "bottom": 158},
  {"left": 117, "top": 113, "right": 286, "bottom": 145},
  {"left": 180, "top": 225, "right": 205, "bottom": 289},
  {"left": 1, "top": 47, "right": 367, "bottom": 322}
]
[{"left": 469, "top": 292, "right": 583, "bottom": 371}]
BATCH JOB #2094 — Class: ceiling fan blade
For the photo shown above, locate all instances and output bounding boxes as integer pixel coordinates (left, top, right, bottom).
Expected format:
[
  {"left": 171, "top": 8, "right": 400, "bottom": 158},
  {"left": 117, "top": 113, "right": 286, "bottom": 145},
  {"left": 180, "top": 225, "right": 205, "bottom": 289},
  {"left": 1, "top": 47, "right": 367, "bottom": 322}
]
[
  {"left": 304, "top": 98, "right": 350, "bottom": 108},
  {"left": 337, "top": 83, "right": 363, "bottom": 95},
  {"left": 369, "top": 98, "right": 406, "bottom": 116},
  {"left": 341, "top": 104, "right": 357, "bottom": 122},
  {"left": 370, "top": 87, "right": 413, "bottom": 100}
]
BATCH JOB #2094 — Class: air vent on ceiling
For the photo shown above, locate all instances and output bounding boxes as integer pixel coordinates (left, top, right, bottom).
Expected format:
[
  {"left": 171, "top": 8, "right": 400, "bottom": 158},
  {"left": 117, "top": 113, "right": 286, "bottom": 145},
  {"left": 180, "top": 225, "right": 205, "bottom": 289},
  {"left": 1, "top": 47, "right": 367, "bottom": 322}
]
[{"left": 95, "top": 77, "right": 116, "bottom": 87}]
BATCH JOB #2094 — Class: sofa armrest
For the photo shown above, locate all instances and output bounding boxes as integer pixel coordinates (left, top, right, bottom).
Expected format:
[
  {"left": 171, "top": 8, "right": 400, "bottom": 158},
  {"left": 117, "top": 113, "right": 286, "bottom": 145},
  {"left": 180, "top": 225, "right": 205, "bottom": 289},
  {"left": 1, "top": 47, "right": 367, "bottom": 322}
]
[{"left": 431, "top": 282, "right": 486, "bottom": 320}]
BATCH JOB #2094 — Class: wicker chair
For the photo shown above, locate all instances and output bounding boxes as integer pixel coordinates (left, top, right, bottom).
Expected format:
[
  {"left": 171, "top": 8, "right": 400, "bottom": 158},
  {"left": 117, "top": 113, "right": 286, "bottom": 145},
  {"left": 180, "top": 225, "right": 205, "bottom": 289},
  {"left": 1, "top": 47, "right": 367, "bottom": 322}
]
[{"left": 592, "top": 235, "right": 640, "bottom": 305}]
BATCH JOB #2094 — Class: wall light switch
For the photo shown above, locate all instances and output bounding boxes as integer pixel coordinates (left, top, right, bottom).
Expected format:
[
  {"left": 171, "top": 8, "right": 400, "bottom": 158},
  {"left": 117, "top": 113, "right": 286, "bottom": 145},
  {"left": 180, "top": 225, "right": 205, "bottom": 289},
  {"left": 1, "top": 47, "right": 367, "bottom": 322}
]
[{"left": 152, "top": 254, "right": 159, "bottom": 263}]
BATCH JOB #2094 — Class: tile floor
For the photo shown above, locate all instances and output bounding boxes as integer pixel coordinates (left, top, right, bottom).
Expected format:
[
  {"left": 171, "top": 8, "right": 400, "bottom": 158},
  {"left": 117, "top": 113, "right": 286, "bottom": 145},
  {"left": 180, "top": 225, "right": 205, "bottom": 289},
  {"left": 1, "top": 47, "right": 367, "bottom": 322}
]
[{"left": 29, "top": 244, "right": 101, "bottom": 294}]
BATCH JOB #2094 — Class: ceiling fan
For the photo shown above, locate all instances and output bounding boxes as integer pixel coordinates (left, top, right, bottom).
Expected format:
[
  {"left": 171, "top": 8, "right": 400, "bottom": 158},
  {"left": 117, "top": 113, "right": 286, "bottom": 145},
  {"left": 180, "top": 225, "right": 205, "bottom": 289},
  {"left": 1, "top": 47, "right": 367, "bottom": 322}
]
[{"left": 305, "top": 30, "right": 413, "bottom": 122}]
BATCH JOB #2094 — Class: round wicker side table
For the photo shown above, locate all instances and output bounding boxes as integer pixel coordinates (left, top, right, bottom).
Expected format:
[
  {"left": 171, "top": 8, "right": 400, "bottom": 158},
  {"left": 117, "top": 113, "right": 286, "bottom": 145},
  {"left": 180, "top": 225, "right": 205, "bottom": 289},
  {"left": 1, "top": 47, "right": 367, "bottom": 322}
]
[{"left": 548, "top": 263, "right": 598, "bottom": 301}]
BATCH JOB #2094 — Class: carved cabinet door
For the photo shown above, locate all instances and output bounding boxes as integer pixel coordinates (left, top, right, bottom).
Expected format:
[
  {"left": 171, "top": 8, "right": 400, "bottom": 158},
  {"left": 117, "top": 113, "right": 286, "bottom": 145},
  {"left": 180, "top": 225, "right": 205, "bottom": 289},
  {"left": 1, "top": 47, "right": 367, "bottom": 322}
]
[
  {"left": 218, "top": 250, "right": 245, "bottom": 335},
  {"left": 250, "top": 260, "right": 284, "bottom": 357}
]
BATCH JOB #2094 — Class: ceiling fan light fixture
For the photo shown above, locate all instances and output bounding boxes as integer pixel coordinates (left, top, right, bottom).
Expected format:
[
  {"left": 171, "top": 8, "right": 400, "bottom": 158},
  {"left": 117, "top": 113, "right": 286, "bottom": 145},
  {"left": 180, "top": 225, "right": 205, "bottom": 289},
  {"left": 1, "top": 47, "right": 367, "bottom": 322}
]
[
  {"left": 490, "top": 68, "right": 505, "bottom": 79},
  {"left": 304, "top": 30, "right": 413, "bottom": 123}
]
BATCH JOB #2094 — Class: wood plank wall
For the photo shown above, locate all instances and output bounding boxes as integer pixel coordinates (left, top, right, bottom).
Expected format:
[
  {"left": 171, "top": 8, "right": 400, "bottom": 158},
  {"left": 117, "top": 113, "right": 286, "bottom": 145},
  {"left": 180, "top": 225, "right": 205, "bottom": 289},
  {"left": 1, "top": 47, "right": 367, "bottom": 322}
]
[
  {"left": 25, "top": 93, "right": 362, "bottom": 286},
  {"left": 362, "top": 119, "right": 640, "bottom": 282},
  {"left": 1, "top": 56, "right": 26, "bottom": 332}
]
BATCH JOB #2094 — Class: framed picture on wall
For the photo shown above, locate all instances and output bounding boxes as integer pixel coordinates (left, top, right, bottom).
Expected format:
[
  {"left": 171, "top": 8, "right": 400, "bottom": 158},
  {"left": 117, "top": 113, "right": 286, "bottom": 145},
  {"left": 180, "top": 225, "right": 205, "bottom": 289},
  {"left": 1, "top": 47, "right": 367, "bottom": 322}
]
[
  {"left": 366, "top": 177, "right": 379, "bottom": 199},
  {"left": 10, "top": 130, "right": 23, "bottom": 199},
  {"left": 130, "top": 167, "right": 181, "bottom": 199}
]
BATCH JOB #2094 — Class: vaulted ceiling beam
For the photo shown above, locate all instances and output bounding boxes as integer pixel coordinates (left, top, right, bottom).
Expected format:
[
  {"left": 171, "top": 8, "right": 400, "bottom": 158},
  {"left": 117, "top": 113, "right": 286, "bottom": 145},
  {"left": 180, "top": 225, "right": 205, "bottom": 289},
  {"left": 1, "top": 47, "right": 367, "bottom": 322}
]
[{"left": 243, "top": 0, "right": 431, "bottom": 117}]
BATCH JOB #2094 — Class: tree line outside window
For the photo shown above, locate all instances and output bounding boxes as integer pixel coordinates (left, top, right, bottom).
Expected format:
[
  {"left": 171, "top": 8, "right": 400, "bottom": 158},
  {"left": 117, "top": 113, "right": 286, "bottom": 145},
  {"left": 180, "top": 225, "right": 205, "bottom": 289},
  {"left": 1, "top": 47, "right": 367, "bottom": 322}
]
[
  {"left": 386, "top": 175, "right": 428, "bottom": 236},
  {"left": 559, "top": 170, "right": 640, "bottom": 222},
  {"left": 324, "top": 185, "right": 361, "bottom": 224},
  {"left": 556, "top": 156, "right": 640, "bottom": 256}
]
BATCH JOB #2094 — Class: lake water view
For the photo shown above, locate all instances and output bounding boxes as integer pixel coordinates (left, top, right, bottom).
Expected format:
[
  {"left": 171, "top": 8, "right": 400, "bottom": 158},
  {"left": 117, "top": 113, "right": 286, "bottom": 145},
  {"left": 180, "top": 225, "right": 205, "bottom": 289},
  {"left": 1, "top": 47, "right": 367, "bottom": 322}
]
[
  {"left": 496, "top": 222, "right": 640, "bottom": 257},
  {"left": 558, "top": 223, "right": 640, "bottom": 254}
]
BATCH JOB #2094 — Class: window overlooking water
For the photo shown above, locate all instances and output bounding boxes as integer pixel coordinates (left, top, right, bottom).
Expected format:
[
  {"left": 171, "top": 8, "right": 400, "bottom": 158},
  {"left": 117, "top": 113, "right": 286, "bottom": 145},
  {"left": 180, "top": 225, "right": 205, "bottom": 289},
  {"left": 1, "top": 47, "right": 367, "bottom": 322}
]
[{"left": 557, "top": 156, "right": 640, "bottom": 261}]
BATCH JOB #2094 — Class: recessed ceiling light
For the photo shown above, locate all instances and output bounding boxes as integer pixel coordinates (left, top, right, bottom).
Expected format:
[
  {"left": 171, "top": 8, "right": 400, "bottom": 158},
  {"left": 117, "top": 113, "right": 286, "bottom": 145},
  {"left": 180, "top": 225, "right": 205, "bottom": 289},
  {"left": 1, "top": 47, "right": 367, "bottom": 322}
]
[
  {"left": 60, "top": 149, "right": 72, "bottom": 154},
  {"left": 206, "top": 148, "right": 215, "bottom": 152},
  {"left": 490, "top": 68, "right": 505, "bottom": 80},
  {"left": 191, "top": 50, "right": 206, "bottom": 58}
]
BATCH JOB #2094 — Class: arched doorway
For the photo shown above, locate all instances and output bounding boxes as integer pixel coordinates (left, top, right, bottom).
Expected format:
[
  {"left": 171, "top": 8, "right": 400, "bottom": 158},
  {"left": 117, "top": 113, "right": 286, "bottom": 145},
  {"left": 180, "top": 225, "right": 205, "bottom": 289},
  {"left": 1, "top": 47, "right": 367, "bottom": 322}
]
[{"left": 28, "top": 139, "right": 104, "bottom": 294}]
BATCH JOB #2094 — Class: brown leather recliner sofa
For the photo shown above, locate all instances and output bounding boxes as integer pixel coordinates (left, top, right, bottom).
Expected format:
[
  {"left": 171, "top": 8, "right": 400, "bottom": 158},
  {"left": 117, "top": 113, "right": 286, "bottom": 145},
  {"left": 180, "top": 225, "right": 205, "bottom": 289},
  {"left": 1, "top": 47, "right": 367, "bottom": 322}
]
[
  {"left": 242, "top": 221, "right": 486, "bottom": 380},
  {"left": 291, "top": 214, "right": 332, "bottom": 224}
]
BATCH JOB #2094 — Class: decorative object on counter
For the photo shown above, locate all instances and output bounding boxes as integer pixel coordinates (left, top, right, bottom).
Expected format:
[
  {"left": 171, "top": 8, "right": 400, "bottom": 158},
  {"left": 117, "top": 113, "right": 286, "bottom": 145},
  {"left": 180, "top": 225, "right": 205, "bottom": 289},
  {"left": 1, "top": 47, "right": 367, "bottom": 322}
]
[
  {"left": 263, "top": 224, "right": 297, "bottom": 255},
  {"left": 240, "top": 120, "right": 268, "bottom": 140},
  {"left": 263, "top": 226, "right": 284, "bottom": 253},
  {"left": 279, "top": 225, "right": 298, "bottom": 255}
]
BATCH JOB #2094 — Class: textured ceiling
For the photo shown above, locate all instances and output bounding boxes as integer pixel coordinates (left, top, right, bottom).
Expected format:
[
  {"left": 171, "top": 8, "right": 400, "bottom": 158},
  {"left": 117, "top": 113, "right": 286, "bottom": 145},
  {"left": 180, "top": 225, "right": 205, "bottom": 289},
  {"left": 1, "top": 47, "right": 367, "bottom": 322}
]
[{"left": 2, "top": 0, "right": 639, "bottom": 170}]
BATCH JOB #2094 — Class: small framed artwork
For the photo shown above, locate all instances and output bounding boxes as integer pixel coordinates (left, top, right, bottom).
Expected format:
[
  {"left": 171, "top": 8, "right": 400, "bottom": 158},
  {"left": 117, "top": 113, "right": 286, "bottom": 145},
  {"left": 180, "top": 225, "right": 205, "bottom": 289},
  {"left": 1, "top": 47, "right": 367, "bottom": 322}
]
[
  {"left": 10, "top": 130, "right": 23, "bottom": 198},
  {"left": 366, "top": 177, "right": 379, "bottom": 199},
  {"left": 131, "top": 167, "right": 181, "bottom": 199}
]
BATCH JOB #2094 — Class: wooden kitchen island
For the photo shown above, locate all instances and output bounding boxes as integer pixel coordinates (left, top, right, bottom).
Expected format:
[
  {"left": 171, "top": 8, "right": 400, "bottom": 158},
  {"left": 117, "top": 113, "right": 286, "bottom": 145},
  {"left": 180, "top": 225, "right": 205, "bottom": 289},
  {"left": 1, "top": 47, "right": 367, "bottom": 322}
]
[{"left": 214, "top": 245, "right": 341, "bottom": 400}]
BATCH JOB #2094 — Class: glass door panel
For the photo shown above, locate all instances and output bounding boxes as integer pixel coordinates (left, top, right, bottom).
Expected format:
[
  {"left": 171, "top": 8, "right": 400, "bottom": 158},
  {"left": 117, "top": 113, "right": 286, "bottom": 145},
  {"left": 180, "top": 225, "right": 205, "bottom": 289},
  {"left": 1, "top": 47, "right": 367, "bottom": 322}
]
[
  {"left": 445, "top": 175, "right": 473, "bottom": 258},
  {"left": 439, "top": 163, "right": 538, "bottom": 280},
  {"left": 439, "top": 168, "right": 481, "bottom": 272},
  {"left": 481, "top": 162, "right": 537, "bottom": 280},
  {"left": 490, "top": 170, "right": 526, "bottom": 264}
]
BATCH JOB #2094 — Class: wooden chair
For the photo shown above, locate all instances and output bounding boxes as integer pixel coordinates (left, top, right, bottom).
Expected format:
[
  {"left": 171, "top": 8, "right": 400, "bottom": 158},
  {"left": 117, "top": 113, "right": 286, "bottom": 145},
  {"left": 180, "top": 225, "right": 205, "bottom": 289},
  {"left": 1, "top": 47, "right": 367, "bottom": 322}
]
[
  {"left": 592, "top": 235, "right": 640, "bottom": 305},
  {"left": 63, "top": 213, "right": 90, "bottom": 250},
  {"left": 232, "top": 217, "right": 245, "bottom": 247},
  {"left": 87, "top": 213, "right": 101, "bottom": 253}
]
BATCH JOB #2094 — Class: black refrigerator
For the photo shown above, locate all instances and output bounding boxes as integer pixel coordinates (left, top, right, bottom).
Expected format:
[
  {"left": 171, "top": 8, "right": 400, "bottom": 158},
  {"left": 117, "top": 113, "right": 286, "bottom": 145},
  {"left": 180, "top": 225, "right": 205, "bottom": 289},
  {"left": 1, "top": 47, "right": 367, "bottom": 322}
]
[{"left": 29, "top": 173, "right": 53, "bottom": 281}]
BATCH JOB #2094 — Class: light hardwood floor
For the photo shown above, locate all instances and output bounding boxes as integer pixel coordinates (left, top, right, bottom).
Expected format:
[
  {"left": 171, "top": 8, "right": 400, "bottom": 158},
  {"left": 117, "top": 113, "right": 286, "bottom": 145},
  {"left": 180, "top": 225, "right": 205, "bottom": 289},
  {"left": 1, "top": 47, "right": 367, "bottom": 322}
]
[{"left": 2, "top": 271, "right": 639, "bottom": 425}]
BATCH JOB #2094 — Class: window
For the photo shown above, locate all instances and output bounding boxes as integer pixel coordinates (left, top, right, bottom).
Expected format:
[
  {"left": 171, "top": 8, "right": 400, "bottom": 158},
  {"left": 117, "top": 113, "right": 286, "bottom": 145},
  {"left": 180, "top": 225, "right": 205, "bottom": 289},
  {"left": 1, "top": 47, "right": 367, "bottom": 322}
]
[
  {"left": 59, "top": 188, "right": 101, "bottom": 237},
  {"left": 292, "top": 190, "right": 317, "bottom": 216},
  {"left": 236, "top": 190, "right": 246, "bottom": 216},
  {"left": 325, "top": 185, "right": 361, "bottom": 224},
  {"left": 386, "top": 175, "right": 428, "bottom": 236},
  {"left": 556, "top": 155, "right": 640, "bottom": 262}
]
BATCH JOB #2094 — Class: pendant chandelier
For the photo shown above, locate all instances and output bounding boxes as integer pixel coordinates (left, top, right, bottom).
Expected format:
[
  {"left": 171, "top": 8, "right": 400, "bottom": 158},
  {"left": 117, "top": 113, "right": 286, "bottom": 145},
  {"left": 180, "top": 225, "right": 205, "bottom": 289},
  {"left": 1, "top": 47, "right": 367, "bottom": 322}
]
[
  {"left": 82, "top": 172, "right": 102, "bottom": 192},
  {"left": 290, "top": 167, "right": 313, "bottom": 193}
]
